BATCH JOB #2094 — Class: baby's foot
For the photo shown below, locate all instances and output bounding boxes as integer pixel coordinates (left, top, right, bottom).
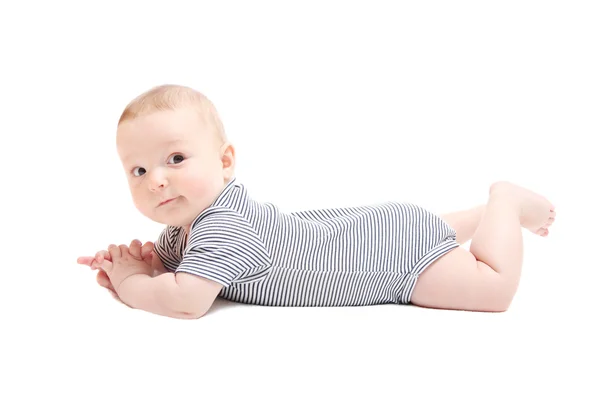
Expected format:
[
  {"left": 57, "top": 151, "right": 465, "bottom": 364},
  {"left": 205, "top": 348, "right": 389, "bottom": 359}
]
[{"left": 490, "top": 181, "right": 556, "bottom": 237}]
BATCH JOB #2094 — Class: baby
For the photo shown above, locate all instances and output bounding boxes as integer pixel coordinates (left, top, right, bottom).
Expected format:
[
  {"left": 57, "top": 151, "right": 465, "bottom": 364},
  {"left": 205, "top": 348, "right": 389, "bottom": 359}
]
[{"left": 77, "top": 84, "right": 557, "bottom": 319}]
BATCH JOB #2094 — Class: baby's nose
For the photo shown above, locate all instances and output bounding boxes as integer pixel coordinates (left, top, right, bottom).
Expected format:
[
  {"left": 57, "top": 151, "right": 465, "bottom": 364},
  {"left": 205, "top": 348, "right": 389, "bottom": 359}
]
[
  {"left": 148, "top": 170, "right": 168, "bottom": 190},
  {"left": 150, "top": 181, "right": 166, "bottom": 191}
]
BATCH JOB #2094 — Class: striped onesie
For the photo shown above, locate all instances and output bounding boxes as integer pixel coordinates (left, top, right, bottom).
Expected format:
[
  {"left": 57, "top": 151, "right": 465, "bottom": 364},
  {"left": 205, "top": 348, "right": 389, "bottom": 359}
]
[{"left": 154, "top": 178, "right": 460, "bottom": 307}]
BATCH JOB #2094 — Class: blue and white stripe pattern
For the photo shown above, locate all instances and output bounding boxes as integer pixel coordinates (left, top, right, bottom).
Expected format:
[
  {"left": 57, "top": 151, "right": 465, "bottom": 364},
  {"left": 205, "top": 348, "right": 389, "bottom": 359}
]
[{"left": 154, "top": 178, "right": 459, "bottom": 306}]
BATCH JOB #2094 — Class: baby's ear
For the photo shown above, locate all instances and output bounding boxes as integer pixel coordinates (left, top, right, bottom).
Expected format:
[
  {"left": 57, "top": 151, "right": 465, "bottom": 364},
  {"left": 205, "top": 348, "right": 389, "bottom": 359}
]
[{"left": 220, "top": 143, "right": 236, "bottom": 174}]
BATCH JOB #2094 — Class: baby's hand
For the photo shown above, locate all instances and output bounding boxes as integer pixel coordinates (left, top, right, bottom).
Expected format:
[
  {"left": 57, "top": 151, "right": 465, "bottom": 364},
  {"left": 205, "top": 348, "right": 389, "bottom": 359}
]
[
  {"left": 77, "top": 240, "right": 155, "bottom": 302},
  {"left": 95, "top": 241, "right": 154, "bottom": 294},
  {"left": 84, "top": 240, "right": 154, "bottom": 271}
]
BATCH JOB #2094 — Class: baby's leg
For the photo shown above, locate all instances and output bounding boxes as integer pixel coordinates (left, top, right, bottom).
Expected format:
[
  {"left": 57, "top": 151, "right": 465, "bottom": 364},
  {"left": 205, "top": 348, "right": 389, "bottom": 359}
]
[
  {"left": 440, "top": 205, "right": 485, "bottom": 245},
  {"left": 410, "top": 181, "right": 556, "bottom": 312}
]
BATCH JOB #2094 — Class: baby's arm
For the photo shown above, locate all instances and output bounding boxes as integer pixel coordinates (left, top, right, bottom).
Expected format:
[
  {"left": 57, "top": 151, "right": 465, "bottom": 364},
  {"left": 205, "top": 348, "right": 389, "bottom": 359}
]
[
  {"left": 116, "top": 270, "right": 223, "bottom": 319},
  {"left": 96, "top": 243, "right": 223, "bottom": 319}
]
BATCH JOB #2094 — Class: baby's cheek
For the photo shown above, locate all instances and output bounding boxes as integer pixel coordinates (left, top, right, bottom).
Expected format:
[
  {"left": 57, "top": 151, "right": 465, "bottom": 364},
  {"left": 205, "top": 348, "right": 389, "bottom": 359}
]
[
  {"left": 189, "top": 177, "right": 221, "bottom": 204},
  {"left": 132, "top": 198, "right": 145, "bottom": 213},
  {"left": 187, "top": 178, "right": 212, "bottom": 198},
  {"left": 130, "top": 189, "right": 150, "bottom": 214}
]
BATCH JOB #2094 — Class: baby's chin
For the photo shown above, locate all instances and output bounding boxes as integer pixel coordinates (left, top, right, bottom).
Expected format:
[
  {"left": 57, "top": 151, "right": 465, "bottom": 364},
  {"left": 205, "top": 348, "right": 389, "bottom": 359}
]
[{"left": 137, "top": 201, "right": 206, "bottom": 228}]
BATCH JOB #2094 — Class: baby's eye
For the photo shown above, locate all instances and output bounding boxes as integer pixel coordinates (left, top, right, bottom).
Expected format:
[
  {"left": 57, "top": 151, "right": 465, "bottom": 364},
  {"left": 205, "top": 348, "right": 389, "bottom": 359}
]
[
  {"left": 133, "top": 167, "right": 146, "bottom": 177},
  {"left": 168, "top": 154, "right": 185, "bottom": 164}
]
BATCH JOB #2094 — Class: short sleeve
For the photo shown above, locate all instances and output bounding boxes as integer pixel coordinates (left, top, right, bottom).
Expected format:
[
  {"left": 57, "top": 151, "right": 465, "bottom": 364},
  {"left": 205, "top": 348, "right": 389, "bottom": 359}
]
[
  {"left": 176, "top": 208, "right": 272, "bottom": 287},
  {"left": 153, "top": 225, "right": 186, "bottom": 272}
]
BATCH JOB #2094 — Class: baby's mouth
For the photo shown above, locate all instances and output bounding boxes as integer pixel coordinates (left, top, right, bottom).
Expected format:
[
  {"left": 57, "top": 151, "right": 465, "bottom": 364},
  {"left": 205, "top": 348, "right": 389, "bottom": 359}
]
[{"left": 158, "top": 197, "right": 178, "bottom": 207}]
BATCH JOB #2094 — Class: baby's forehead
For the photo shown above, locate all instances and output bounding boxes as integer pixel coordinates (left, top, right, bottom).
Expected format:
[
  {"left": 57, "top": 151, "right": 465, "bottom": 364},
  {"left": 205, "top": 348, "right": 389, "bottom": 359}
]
[
  {"left": 120, "top": 107, "right": 212, "bottom": 134},
  {"left": 116, "top": 107, "right": 223, "bottom": 156}
]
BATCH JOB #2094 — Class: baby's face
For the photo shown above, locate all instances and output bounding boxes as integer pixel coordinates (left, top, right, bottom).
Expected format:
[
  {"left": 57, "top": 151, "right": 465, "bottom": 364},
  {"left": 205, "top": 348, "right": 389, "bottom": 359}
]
[{"left": 116, "top": 107, "right": 234, "bottom": 228}]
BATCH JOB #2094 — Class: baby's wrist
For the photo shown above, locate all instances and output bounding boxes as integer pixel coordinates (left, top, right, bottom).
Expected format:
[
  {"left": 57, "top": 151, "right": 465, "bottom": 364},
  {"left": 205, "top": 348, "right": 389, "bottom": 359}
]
[{"left": 115, "top": 272, "right": 149, "bottom": 295}]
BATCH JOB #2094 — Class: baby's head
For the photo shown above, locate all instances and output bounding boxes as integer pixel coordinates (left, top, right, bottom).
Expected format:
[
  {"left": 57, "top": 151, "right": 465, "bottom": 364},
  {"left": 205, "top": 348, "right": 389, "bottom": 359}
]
[{"left": 116, "top": 84, "right": 235, "bottom": 228}]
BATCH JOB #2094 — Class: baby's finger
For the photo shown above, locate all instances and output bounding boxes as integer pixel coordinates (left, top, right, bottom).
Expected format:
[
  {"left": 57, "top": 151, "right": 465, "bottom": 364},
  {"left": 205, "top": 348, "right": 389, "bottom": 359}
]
[
  {"left": 92, "top": 250, "right": 109, "bottom": 270},
  {"left": 118, "top": 244, "right": 129, "bottom": 257},
  {"left": 77, "top": 256, "right": 94, "bottom": 267},
  {"left": 96, "top": 250, "right": 112, "bottom": 262},
  {"left": 97, "top": 259, "right": 113, "bottom": 273},
  {"left": 108, "top": 244, "right": 121, "bottom": 259},
  {"left": 129, "top": 239, "right": 142, "bottom": 259},
  {"left": 141, "top": 241, "right": 154, "bottom": 259}
]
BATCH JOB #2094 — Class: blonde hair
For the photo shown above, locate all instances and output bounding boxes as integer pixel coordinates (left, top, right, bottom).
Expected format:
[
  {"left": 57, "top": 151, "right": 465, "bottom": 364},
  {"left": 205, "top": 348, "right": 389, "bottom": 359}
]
[{"left": 118, "top": 84, "right": 227, "bottom": 144}]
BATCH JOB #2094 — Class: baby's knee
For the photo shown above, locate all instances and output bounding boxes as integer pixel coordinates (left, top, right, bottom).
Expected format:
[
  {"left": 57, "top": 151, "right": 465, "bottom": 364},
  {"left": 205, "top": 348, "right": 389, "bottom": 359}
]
[{"left": 411, "top": 249, "right": 517, "bottom": 312}]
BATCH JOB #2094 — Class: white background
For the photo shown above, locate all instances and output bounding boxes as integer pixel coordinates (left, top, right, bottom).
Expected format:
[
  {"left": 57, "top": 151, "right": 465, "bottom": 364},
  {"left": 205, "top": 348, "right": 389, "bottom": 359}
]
[{"left": 1, "top": 1, "right": 598, "bottom": 393}]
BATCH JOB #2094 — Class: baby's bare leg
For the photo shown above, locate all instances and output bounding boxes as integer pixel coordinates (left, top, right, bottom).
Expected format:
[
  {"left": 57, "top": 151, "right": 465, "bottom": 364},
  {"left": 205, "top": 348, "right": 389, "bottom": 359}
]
[
  {"left": 440, "top": 205, "right": 485, "bottom": 245},
  {"left": 410, "top": 182, "right": 556, "bottom": 312}
]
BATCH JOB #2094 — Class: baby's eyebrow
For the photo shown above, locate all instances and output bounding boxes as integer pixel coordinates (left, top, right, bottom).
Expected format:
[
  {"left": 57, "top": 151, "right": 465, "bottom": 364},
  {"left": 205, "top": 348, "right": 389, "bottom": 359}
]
[{"left": 165, "top": 139, "right": 186, "bottom": 146}]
